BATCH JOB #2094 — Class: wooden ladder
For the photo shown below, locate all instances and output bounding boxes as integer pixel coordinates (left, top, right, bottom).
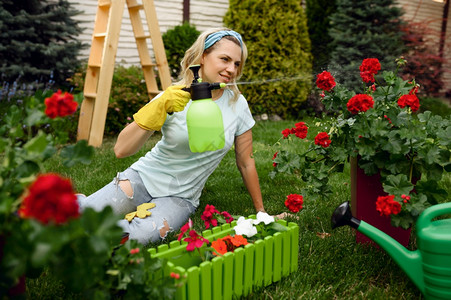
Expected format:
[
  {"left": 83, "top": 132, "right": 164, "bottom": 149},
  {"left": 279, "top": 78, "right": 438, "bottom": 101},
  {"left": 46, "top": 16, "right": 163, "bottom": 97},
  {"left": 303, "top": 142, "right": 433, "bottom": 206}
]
[{"left": 77, "top": 0, "right": 172, "bottom": 147}]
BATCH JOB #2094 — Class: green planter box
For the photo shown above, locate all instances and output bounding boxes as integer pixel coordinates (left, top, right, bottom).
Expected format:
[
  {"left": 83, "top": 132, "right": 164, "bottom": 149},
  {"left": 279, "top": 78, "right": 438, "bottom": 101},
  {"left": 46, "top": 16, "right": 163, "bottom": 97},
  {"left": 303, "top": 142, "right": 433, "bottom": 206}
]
[{"left": 149, "top": 218, "right": 299, "bottom": 300}]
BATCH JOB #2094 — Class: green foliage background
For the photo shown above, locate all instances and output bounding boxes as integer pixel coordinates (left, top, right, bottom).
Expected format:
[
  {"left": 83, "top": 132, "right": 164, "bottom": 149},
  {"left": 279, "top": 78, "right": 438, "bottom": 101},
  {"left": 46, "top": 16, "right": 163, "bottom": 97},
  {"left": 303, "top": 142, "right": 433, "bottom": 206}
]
[
  {"left": 162, "top": 22, "right": 200, "bottom": 80},
  {"left": 328, "top": 0, "right": 405, "bottom": 90},
  {"left": 0, "top": 0, "right": 83, "bottom": 86},
  {"left": 224, "top": 0, "right": 313, "bottom": 118}
]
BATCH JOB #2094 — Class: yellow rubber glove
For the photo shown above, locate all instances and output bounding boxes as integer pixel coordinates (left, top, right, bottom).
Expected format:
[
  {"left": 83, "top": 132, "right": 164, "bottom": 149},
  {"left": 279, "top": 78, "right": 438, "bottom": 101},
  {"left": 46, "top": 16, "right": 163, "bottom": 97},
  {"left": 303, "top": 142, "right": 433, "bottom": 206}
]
[{"left": 133, "top": 85, "right": 191, "bottom": 131}]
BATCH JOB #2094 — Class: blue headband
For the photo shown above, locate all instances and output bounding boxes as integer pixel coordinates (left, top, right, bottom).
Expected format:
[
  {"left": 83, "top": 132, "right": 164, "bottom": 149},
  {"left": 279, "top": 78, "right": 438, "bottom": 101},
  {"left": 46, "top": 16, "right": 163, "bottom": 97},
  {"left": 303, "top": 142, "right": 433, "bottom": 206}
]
[{"left": 204, "top": 30, "right": 243, "bottom": 50}]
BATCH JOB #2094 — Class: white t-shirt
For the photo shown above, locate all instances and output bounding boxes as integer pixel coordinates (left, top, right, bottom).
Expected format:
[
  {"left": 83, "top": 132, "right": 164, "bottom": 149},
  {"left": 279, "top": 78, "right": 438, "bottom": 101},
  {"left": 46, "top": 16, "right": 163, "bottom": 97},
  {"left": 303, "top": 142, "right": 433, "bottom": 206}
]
[{"left": 131, "top": 89, "right": 255, "bottom": 207}]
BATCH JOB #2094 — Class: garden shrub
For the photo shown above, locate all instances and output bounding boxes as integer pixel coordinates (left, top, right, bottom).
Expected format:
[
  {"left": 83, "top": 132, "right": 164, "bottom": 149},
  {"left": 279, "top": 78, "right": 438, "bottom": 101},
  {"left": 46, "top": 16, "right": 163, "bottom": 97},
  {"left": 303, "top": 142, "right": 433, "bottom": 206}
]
[
  {"left": 400, "top": 21, "right": 445, "bottom": 97},
  {"left": 328, "top": 0, "right": 405, "bottom": 91},
  {"left": 70, "top": 65, "right": 150, "bottom": 136},
  {"left": 162, "top": 22, "right": 200, "bottom": 80},
  {"left": 0, "top": 0, "right": 83, "bottom": 87},
  {"left": 306, "top": 0, "right": 337, "bottom": 73},
  {"left": 224, "top": 0, "right": 313, "bottom": 119},
  {"left": 419, "top": 97, "right": 451, "bottom": 117}
]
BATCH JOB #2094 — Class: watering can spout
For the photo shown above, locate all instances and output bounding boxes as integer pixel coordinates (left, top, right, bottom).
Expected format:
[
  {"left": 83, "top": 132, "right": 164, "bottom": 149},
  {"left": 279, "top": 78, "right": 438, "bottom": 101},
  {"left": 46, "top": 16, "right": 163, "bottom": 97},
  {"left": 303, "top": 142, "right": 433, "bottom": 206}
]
[{"left": 332, "top": 202, "right": 425, "bottom": 294}]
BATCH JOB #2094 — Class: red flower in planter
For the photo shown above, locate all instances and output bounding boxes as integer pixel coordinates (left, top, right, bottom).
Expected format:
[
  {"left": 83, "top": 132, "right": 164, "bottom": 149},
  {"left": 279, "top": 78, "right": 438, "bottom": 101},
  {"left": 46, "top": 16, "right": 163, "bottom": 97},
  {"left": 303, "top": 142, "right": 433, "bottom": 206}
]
[
  {"left": 375, "top": 195, "right": 402, "bottom": 217},
  {"left": 211, "top": 239, "right": 228, "bottom": 256},
  {"left": 211, "top": 234, "right": 248, "bottom": 256},
  {"left": 19, "top": 173, "right": 79, "bottom": 224},
  {"left": 284, "top": 194, "right": 304, "bottom": 213},
  {"left": 314, "top": 132, "right": 331, "bottom": 148},
  {"left": 316, "top": 71, "right": 336, "bottom": 91},
  {"left": 346, "top": 94, "right": 374, "bottom": 114},
  {"left": 177, "top": 218, "right": 193, "bottom": 241},
  {"left": 184, "top": 230, "right": 209, "bottom": 252},
  {"left": 359, "top": 58, "right": 381, "bottom": 83},
  {"left": 201, "top": 204, "right": 220, "bottom": 229},
  {"left": 397, "top": 94, "right": 420, "bottom": 112},
  {"left": 44, "top": 90, "right": 78, "bottom": 119}
]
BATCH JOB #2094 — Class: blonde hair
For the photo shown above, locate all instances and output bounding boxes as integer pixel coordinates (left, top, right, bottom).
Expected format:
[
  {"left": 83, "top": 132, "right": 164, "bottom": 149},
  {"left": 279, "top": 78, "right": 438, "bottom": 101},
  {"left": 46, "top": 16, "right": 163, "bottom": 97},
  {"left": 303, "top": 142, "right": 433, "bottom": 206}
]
[{"left": 176, "top": 27, "right": 248, "bottom": 103}]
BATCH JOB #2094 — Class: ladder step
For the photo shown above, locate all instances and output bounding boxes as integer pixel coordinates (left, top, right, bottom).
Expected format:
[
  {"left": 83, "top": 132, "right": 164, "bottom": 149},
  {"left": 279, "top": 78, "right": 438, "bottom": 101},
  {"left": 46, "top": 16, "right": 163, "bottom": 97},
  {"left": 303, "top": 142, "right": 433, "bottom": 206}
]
[
  {"left": 135, "top": 34, "right": 151, "bottom": 40},
  {"left": 128, "top": 4, "right": 143, "bottom": 10},
  {"left": 94, "top": 32, "right": 107, "bottom": 38},
  {"left": 142, "top": 63, "right": 157, "bottom": 67},
  {"left": 84, "top": 93, "right": 97, "bottom": 99},
  {"left": 98, "top": 0, "right": 111, "bottom": 8}
]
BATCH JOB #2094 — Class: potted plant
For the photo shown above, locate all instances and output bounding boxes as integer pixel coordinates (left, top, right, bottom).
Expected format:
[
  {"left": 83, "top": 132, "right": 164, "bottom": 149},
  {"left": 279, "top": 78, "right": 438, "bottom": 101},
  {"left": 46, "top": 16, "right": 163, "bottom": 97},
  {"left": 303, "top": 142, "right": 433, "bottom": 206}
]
[{"left": 271, "top": 58, "right": 450, "bottom": 245}]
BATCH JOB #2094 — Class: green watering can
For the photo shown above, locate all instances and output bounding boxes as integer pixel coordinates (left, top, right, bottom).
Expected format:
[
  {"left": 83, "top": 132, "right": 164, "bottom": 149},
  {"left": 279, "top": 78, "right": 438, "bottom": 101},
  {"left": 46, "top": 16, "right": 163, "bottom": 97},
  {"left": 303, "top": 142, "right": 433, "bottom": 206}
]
[{"left": 332, "top": 201, "right": 451, "bottom": 299}]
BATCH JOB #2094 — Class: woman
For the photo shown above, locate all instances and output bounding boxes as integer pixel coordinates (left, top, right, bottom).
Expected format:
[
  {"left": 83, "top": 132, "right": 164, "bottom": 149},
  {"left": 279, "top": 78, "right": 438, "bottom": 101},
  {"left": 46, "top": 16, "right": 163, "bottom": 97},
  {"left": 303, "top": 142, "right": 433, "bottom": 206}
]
[{"left": 78, "top": 28, "right": 265, "bottom": 245}]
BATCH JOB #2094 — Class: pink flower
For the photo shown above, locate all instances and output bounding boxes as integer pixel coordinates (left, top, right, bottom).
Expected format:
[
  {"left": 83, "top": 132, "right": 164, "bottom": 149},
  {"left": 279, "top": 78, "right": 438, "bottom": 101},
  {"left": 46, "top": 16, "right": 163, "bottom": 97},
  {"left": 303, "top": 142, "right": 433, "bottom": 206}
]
[
  {"left": 184, "top": 230, "right": 209, "bottom": 252},
  {"left": 177, "top": 218, "right": 193, "bottom": 241},
  {"left": 201, "top": 204, "right": 220, "bottom": 229}
]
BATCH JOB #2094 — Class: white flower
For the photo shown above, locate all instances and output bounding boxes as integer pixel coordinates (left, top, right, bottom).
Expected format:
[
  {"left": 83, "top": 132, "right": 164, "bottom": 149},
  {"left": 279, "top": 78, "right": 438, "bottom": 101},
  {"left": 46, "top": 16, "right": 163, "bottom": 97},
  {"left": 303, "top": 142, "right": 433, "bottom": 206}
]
[
  {"left": 253, "top": 211, "right": 274, "bottom": 225},
  {"left": 234, "top": 217, "right": 258, "bottom": 237}
]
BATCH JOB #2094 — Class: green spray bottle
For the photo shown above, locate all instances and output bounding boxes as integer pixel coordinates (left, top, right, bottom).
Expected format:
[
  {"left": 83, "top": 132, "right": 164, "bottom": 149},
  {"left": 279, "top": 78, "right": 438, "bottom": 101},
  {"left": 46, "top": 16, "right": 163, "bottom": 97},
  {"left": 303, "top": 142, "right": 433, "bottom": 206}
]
[{"left": 183, "top": 65, "right": 226, "bottom": 152}]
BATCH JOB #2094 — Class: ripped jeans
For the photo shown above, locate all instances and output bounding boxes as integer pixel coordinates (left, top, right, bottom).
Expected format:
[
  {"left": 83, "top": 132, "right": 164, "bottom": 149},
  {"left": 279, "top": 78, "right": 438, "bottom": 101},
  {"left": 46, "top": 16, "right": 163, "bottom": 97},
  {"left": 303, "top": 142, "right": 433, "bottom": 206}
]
[{"left": 77, "top": 168, "right": 196, "bottom": 245}]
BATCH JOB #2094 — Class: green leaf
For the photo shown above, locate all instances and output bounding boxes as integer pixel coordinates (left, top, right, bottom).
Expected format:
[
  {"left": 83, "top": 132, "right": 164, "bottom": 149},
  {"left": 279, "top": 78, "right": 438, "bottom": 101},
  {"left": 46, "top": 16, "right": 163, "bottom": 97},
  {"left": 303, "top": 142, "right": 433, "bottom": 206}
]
[
  {"left": 415, "top": 180, "right": 447, "bottom": 205},
  {"left": 60, "top": 140, "right": 94, "bottom": 167},
  {"left": 24, "top": 131, "right": 49, "bottom": 155},
  {"left": 383, "top": 174, "right": 413, "bottom": 196}
]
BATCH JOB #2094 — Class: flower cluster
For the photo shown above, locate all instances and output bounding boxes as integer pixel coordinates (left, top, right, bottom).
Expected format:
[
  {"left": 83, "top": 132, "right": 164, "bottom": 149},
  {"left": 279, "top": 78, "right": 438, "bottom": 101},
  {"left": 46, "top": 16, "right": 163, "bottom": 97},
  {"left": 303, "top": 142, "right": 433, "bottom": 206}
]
[
  {"left": 271, "top": 57, "right": 451, "bottom": 229},
  {"left": 359, "top": 58, "right": 381, "bottom": 83},
  {"left": 376, "top": 195, "right": 402, "bottom": 217},
  {"left": 19, "top": 174, "right": 79, "bottom": 224},
  {"left": 282, "top": 122, "right": 308, "bottom": 139},
  {"left": 211, "top": 234, "right": 248, "bottom": 256},
  {"left": 284, "top": 194, "right": 304, "bottom": 213},
  {"left": 44, "top": 89, "right": 78, "bottom": 118},
  {"left": 201, "top": 204, "right": 233, "bottom": 229}
]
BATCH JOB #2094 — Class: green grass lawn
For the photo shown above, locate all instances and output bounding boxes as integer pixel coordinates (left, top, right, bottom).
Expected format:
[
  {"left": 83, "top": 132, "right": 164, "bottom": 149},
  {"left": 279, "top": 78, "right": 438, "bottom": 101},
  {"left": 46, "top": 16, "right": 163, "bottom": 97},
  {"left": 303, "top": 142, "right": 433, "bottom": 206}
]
[{"left": 29, "top": 117, "right": 449, "bottom": 299}]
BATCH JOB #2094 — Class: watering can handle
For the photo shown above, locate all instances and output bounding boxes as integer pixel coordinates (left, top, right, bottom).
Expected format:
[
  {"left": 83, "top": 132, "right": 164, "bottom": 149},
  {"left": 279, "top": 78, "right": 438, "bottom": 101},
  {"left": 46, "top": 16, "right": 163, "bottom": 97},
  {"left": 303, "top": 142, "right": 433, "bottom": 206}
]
[{"left": 417, "top": 202, "right": 451, "bottom": 228}]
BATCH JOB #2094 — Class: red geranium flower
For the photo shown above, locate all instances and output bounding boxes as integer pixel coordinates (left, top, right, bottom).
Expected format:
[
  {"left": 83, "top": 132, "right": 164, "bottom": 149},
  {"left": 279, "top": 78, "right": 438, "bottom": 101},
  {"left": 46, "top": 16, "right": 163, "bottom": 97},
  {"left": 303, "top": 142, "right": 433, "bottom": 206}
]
[
  {"left": 291, "top": 122, "right": 308, "bottom": 139},
  {"left": 346, "top": 94, "right": 374, "bottom": 114},
  {"left": 19, "top": 173, "right": 79, "bottom": 224},
  {"left": 272, "top": 151, "right": 278, "bottom": 167},
  {"left": 397, "top": 94, "right": 420, "bottom": 112},
  {"left": 359, "top": 58, "right": 381, "bottom": 83},
  {"left": 314, "top": 132, "right": 331, "bottom": 148},
  {"left": 284, "top": 194, "right": 304, "bottom": 213},
  {"left": 316, "top": 71, "right": 336, "bottom": 92},
  {"left": 375, "top": 195, "right": 402, "bottom": 217},
  {"left": 282, "top": 128, "right": 291, "bottom": 138},
  {"left": 184, "top": 230, "right": 209, "bottom": 252},
  {"left": 44, "top": 90, "right": 78, "bottom": 119}
]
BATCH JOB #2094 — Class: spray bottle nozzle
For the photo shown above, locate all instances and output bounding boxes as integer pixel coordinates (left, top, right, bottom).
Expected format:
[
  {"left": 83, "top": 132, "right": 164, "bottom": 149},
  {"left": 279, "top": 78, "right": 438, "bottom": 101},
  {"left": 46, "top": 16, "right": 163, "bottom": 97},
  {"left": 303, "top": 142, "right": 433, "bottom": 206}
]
[
  {"left": 189, "top": 65, "right": 201, "bottom": 83},
  {"left": 183, "top": 65, "right": 225, "bottom": 100}
]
